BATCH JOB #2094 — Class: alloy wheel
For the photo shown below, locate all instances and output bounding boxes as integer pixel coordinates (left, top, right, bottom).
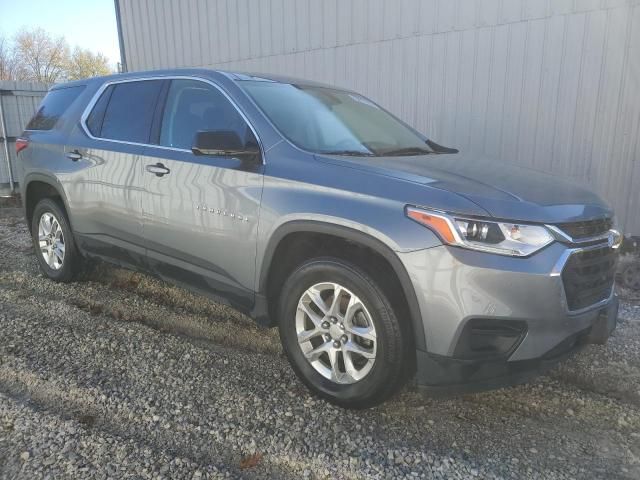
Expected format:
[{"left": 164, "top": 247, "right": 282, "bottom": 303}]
[
  {"left": 38, "top": 212, "right": 65, "bottom": 270},
  {"left": 296, "top": 282, "right": 377, "bottom": 384}
]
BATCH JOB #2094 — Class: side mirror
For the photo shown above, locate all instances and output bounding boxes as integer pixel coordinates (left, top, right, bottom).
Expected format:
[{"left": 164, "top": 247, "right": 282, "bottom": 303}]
[{"left": 191, "top": 130, "right": 260, "bottom": 158}]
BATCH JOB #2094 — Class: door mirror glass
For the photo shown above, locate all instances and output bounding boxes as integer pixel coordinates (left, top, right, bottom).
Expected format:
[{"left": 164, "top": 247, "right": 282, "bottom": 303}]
[{"left": 191, "top": 130, "right": 260, "bottom": 157}]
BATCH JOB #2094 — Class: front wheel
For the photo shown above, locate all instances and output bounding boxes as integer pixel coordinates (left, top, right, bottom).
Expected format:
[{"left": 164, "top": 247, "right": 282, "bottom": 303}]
[{"left": 278, "top": 257, "right": 410, "bottom": 408}]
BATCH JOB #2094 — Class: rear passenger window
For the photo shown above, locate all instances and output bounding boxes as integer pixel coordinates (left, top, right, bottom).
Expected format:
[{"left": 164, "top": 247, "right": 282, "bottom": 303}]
[
  {"left": 26, "top": 85, "right": 85, "bottom": 130},
  {"left": 98, "top": 80, "right": 163, "bottom": 143},
  {"left": 159, "top": 79, "right": 251, "bottom": 150}
]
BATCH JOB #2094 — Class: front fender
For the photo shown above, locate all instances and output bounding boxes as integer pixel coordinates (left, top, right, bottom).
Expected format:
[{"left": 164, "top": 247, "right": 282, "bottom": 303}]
[{"left": 257, "top": 218, "right": 429, "bottom": 351}]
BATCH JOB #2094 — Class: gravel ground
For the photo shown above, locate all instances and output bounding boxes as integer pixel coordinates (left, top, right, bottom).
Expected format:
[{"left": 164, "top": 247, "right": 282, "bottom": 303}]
[{"left": 0, "top": 205, "right": 639, "bottom": 479}]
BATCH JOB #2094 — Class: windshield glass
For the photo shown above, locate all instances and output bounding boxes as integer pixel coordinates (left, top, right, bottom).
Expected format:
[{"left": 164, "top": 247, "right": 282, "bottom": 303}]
[{"left": 240, "top": 81, "right": 433, "bottom": 156}]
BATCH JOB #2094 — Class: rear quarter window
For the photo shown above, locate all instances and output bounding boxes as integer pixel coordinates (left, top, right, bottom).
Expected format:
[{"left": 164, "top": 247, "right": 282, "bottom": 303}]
[{"left": 26, "top": 85, "right": 86, "bottom": 131}]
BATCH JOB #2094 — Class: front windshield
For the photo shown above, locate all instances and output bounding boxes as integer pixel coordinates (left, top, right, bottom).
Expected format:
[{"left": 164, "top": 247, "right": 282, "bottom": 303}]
[{"left": 240, "top": 80, "right": 433, "bottom": 156}]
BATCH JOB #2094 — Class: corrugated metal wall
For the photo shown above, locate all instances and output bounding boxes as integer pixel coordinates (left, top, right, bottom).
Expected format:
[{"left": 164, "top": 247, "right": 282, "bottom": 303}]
[
  {"left": 118, "top": 0, "right": 640, "bottom": 235},
  {"left": 0, "top": 81, "right": 48, "bottom": 192}
]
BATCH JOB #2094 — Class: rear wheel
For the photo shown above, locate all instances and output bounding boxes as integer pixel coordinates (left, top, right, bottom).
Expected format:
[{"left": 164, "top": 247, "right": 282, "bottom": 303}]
[
  {"left": 278, "top": 257, "right": 409, "bottom": 408},
  {"left": 31, "top": 198, "right": 82, "bottom": 282}
]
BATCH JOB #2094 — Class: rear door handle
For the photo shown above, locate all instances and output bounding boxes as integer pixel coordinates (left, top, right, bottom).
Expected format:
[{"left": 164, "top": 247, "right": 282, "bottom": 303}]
[
  {"left": 145, "top": 163, "right": 170, "bottom": 177},
  {"left": 66, "top": 150, "right": 83, "bottom": 161}
]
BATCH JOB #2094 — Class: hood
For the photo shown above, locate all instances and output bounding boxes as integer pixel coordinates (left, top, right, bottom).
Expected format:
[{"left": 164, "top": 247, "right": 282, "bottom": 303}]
[{"left": 315, "top": 152, "right": 613, "bottom": 224}]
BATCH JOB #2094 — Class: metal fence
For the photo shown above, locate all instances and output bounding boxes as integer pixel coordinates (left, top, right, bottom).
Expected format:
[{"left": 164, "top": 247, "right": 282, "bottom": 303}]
[{"left": 0, "top": 80, "right": 48, "bottom": 195}]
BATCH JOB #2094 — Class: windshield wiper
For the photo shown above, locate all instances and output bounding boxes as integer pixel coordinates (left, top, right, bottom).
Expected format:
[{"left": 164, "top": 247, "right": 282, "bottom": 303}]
[
  {"left": 380, "top": 147, "right": 434, "bottom": 156},
  {"left": 320, "top": 150, "right": 375, "bottom": 156}
]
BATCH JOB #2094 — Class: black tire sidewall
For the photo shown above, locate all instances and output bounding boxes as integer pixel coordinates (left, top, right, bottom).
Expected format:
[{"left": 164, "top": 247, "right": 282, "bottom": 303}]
[
  {"left": 31, "top": 198, "right": 78, "bottom": 282},
  {"left": 278, "top": 258, "right": 406, "bottom": 408}
]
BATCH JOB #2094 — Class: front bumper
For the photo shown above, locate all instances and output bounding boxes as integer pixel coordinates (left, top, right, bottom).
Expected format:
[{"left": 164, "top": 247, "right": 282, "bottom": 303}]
[{"left": 398, "top": 243, "right": 619, "bottom": 390}]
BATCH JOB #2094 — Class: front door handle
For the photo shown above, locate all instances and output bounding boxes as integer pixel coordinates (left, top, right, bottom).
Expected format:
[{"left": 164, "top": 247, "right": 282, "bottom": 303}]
[
  {"left": 66, "top": 150, "right": 83, "bottom": 161},
  {"left": 145, "top": 163, "right": 170, "bottom": 177}
]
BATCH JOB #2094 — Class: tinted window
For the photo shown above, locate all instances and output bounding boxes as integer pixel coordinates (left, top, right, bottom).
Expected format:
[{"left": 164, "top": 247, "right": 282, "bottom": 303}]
[
  {"left": 100, "top": 80, "right": 163, "bottom": 143},
  {"left": 26, "top": 85, "right": 85, "bottom": 130},
  {"left": 159, "top": 79, "right": 251, "bottom": 150},
  {"left": 85, "top": 84, "right": 114, "bottom": 136}
]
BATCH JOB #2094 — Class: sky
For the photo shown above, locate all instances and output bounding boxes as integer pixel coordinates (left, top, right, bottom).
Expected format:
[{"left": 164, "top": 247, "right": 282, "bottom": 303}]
[{"left": 0, "top": 0, "right": 121, "bottom": 67}]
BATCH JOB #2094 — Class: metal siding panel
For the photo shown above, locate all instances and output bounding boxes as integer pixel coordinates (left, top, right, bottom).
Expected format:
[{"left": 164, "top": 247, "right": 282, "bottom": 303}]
[
  {"left": 196, "top": 0, "right": 209, "bottom": 65},
  {"left": 352, "top": 0, "right": 369, "bottom": 43},
  {"left": 414, "top": 34, "right": 434, "bottom": 135},
  {"left": 122, "top": 0, "right": 140, "bottom": 69},
  {"left": 324, "top": 0, "right": 338, "bottom": 48},
  {"left": 337, "top": 0, "right": 353, "bottom": 46},
  {"left": 247, "top": 2, "right": 261, "bottom": 59},
  {"left": 204, "top": 0, "right": 218, "bottom": 65},
  {"left": 523, "top": 0, "right": 550, "bottom": 20},
  {"left": 469, "top": 27, "right": 493, "bottom": 153},
  {"left": 456, "top": 0, "right": 478, "bottom": 30},
  {"left": 216, "top": 0, "right": 231, "bottom": 63},
  {"left": 574, "top": 0, "right": 602, "bottom": 13},
  {"left": 570, "top": 10, "right": 608, "bottom": 181},
  {"left": 295, "top": 0, "right": 311, "bottom": 53},
  {"left": 551, "top": 13, "right": 586, "bottom": 175},
  {"left": 226, "top": 0, "right": 240, "bottom": 60},
  {"left": 237, "top": 0, "right": 251, "bottom": 59},
  {"left": 516, "top": 19, "right": 547, "bottom": 168},
  {"left": 455, "top": 29, "right": 477, "bottom": 149},
  {"left": 501, "top": 0, "right": 523, "bottom": 24},
  {"left": 442, "top": 32, "right": 461, "bottom": 145},
  {"left": 418, "top": 0, "right": 437, "bottom": 35},
  {"left": 189, "top": 0, "right": 203, "bottom": 65},
  {"left": 484, "top": 24, "right": 510, "bottom": 159},
  {"left": 400, "top": 0, "right": 419, "bottom": 35},
  {"left": 400, "top": 36, "right": 419, "bottom": 127},
  {"left": 388, "top": 39, "right": 405, "bottom": 116},
  {"left": 383, "top": 0, "right": 400, "bottom": 40},
  {"left": 259, "top": 0, "right": 274, "bottom": 56},
  {"left": 500, "top": 22, "right": 528, "bottom": 162},
  {"left": 282, "top": 0, "right": 297, "bottom": 53},
  {"left": 532, "top": 15, "right": 566, "bottom": 172},
  {"left": 437, "top": 0, "right": 457, "bottom": 33},
  {"left": 368, "top": 0, "right": 384, "bottom": 42},
  {"left": 171, "top": 0, "right": 187, "bottom": 67},
  {"left": 610, "top": 5, "right": 640, "bottom": 233},
  {"left": 551, "top": 0, "right": 575, "bottom": 16},
  {"left": 478, "top": 0, "right": 501, "bottom": 26}
]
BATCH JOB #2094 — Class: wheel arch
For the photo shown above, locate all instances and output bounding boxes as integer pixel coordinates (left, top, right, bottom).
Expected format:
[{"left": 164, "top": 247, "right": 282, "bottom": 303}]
[
  {"left": 22, "top": 174, "right": 71, "bottom": 233},
  {"left": 258, "top": 220, "right": 427, "bottom": 351}
]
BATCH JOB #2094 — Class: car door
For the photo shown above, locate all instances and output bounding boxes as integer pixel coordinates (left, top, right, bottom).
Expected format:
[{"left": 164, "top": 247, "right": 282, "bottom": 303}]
[
  {"left": 64, "top": 79, "right": 165, "bottom": 267},
  {"left": 141, "top": 78, "right": 264, "bottom": 311}
]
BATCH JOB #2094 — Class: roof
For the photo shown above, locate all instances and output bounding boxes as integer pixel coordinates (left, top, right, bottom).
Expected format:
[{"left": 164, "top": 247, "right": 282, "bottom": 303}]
[{"left": 50, "top": 68, "right": 344, "bottom": 92}]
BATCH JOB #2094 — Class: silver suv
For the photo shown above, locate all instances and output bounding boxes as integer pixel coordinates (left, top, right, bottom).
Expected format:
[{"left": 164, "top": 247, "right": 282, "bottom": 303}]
[{"left": 18, "top": 70, "right": 621, "bottom": 408}]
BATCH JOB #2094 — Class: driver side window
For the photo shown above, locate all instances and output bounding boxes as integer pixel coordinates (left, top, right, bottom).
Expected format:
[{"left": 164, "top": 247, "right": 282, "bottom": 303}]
[{"left": 159, "top": 79, "right": 250, "bottom": 150}]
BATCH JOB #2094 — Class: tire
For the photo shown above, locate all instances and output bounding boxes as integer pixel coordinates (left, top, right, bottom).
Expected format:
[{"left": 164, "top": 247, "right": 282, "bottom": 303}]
[
  {"left": 31, "top": 198, "right": 82, "bottom": 282},
  {"left": 278, "top": 257, "right": 409, "bottom": 408}
]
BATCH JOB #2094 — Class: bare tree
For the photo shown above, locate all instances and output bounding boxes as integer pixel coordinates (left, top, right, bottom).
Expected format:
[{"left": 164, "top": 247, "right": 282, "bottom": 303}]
[
  {"left": 66, "top": 47, "right": 112, "bottom": 80},
  {"left": 0, "top": 36, "right": 22, "bottom": 81},
  {"left": 13, "top": 28, "right": 69, "bottom": 83}
]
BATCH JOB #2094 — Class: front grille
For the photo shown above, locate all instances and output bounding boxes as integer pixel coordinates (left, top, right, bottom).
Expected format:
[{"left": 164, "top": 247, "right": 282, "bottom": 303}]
[
  {"left": 561, "top": 246, "right": 616, "bottom": 311},
  {"left": 556, "top": 218, "right": 612, "bottom": 240}
]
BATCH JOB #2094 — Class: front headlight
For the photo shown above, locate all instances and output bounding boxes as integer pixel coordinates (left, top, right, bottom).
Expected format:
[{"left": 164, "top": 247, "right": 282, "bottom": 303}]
[{"left": 406, "top": 206, "right": 554, "bottom": 257}]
